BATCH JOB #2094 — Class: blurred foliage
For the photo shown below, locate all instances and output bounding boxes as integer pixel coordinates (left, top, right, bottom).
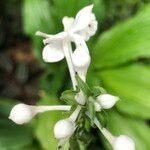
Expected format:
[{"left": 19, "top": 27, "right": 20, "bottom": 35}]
[{"left": 0, "top": 0, "right": 150, "bottom": 149}]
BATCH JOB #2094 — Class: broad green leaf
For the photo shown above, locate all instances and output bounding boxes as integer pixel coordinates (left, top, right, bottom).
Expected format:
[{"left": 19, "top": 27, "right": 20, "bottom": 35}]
[
  {"left": 102, "top": 110, "right": 150, "bottom": 150},
  {"left": 0, "top": 120, "right": 33, "bottom": 150},
  {"left": 35, "top": 95, "right": 68, "bottom": 150},
  {"left": 97, "top": 64, "right": 150, "bottom": 119},
  {"left": 94, "top": 4, "right": 150, "bottom": 69}
]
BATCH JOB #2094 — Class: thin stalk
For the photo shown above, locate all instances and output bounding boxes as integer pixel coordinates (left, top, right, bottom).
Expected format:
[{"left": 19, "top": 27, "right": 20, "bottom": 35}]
[
  {"left": 86, "top": 112, "right": 115, "bottom": 145},
  {"left": 69, "top": 105, "right": 81, "bottom": 122},
  {"left": 63, "top": 39, "right": 77, "bottom": 89},
  {"left": 34, "top": 105, "right": 71, "bottom": 113}
]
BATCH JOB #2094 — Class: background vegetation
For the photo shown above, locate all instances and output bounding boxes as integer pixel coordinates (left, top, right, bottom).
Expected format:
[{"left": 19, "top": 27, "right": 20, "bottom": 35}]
[{"left": 0, "top": 0, "right": 150, "bottom": 149}]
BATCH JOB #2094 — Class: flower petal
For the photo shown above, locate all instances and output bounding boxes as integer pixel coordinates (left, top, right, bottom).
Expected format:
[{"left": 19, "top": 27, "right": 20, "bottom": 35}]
[
  {"left": 43, "top": 32, "right": 67, "bottom": 44},
  {"left": 71, "top": 34, "right": 89, "bottom": 53},
  {"left": 77, "top": 19, "right": 98, "bottom": 41},
  {"left": 72, "top": 4, "right": 94, "bottom": 31},
  {"left": 42, "top": 43, "right": 64, "bottom": 63},
  {"left": 62, "top": 16, "right": 74, "bottom": 31}
]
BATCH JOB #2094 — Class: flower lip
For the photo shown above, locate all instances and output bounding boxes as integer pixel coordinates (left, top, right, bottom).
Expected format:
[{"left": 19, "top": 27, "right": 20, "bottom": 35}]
[{"left": 42, "top": 44, "right": 65, "bottom": 63}]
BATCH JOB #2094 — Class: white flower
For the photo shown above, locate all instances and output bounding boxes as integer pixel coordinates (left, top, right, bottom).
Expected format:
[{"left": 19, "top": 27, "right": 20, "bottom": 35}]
[
  {"left": 54, "top": 119, "right": 75, "bottom": 140},
  {"left": 95, "top": 94, "right": 119, "bottom": 111},
  {"left": 35, "top": 4, "right": 97, "bottom": 63},
  {"left": 9, "top": 103, "right": 71, "bottom": 124},
  {"left": 113, "top": 135, "right": 135, "bottom": 150}
]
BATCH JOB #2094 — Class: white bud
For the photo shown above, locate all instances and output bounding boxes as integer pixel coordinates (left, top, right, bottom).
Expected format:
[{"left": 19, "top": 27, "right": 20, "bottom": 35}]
[
  {"left": 54, "top": 119, "right": 75, "bottom": 140},
  {"left": 72, "top": 46, "right": 91, "bottom": 81},
  {"left": 94, "top": 101, "right": 102, "bottom": 112},
  {"left": 9, "top": 103, "right": 36, "bottom": 124},
  {"left": 113, "top": 135, "right": 135, "bottom": 150},
  {"left": 75, "top": 91, "right": 86, "bottom": 105},
  {"left": 95, "top": 94, "right": 119, "bottom": 111}
]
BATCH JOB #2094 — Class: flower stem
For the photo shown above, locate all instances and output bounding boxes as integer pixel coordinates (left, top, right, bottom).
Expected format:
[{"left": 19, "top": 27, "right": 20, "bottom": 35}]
[
  {"left": 63, "top": 39, "right": 77, "bottom": 89},
  {"left": 86, "top": 112, "right": 115, "bottom": 145},
  {"left": 34, "top": 105, "right": 71, "bottom": 113},
  {"left": 69, "top": 105, "right": 81, "bottom": 122}
]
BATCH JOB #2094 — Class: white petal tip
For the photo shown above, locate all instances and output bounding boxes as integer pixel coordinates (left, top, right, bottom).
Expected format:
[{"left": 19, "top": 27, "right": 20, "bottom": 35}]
[
  {"left": 35, "top": 31, "right": 40, "bottom": 36},
  {"left": 113, "top": 135, "right": 135, "bottom": 150},
  {"left": 97, "top": 94, "right": 119, "bottom": 109},
  {"left": 89, "top": 4, "right": 94, "bottom": 9}
]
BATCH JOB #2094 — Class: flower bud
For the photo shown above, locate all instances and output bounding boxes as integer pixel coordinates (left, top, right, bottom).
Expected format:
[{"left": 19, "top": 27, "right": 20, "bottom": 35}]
[
  {"left": 113, "top": 135, "right": 135, "bottom": 150},
  {"left": 95, "top": 94, "right": 119, "bottom": 111},
  {"left": 54, "top": 119, "right": 75, "bottom": 140},
  {"left": 94, "top": 101, "right": 102, "bottom": 112},
  {"left": 75, "top": 91, "right": 86, "bottom": 105},
  {"left": 9, "top": 103, "right": 36, "bottom": 124},
  {"left": 72, "top": 46, "right": 91, "bottom": 81}
]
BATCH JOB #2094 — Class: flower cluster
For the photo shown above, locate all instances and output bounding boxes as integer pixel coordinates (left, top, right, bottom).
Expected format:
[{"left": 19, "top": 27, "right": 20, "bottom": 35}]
[{"left": 9, "top": 5, "right": 135, "bottom": 150}]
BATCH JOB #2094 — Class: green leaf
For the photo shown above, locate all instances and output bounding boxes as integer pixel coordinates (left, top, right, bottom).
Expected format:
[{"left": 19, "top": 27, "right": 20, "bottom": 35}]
[
  {"left": 97, "top": 63, "right": 150, "bottom": 119},
  {"left": 103, "top": 110, "right": 150, "bottom": 150},
  {"left": 76, "top": 75, "right": 92, "bottom": 97},
  {"left": 96, "top": 110, "right": 107, "bottom": 128},
  {"left": 92, "top": 86, "right": 107, "bottom": 97},
  {"left": 60, "top": 90, "right": 78, "bottom": 105},
  {"left": 88, "top": 97, "right": 95, "bottom": 126},
  {"left": 0, "top": 120, "right": 33, "bottom": 150},
  {"left": 94, "top": 4, "right": 150, "bottom": 69}
]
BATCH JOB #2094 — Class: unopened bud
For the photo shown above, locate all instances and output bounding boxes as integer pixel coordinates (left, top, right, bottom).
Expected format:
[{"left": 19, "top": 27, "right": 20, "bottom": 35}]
[
  {"left": 9, "top": 103, "right": 36, "bottom": 124},
  {"left": 72, "top": 46, "right": 91, "bottom": 81},
  {"left": 54, "top": 119, "right": 75, "bottom": 140},
  {"left": 95, "top": 94, "right": 119, "bottom": 111},
  {"left": 75, "top": 91, "right": 86, "bottom": 105},
  {"left": 113, "top": 135, "right": 135, "bottom": 150}
]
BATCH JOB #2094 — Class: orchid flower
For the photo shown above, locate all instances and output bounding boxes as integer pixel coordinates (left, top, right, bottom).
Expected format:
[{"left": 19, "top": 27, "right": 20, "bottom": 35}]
[
  {"left": 9, "top": 4, "right": 135, "bottom": 150},
  {"left": 35, "top": 4, "right": 96, "bottom": 86}
]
